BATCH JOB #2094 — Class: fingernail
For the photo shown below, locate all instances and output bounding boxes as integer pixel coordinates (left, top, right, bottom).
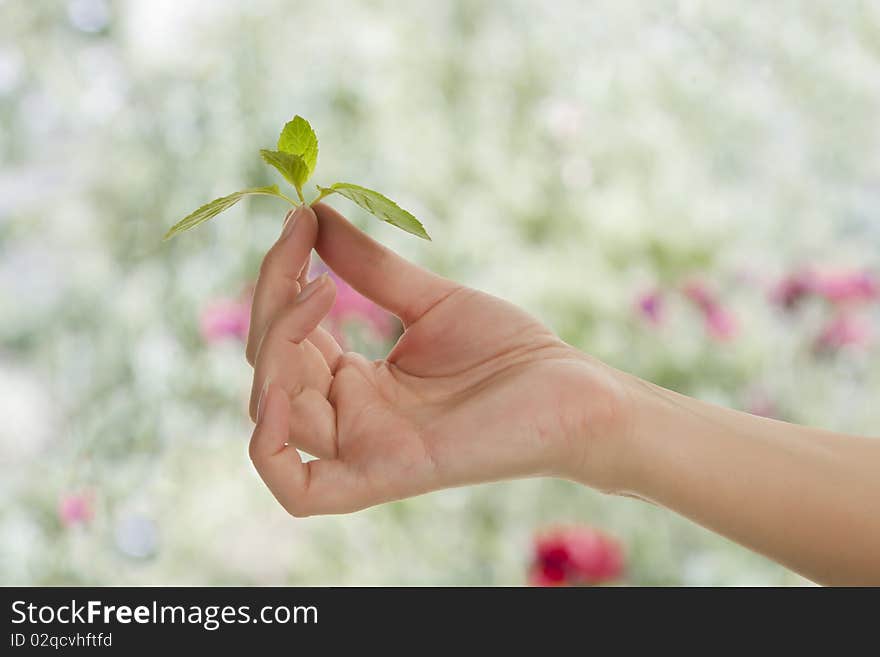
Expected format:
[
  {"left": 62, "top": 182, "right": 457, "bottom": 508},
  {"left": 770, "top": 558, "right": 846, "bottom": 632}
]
[
  {"left": 296, "top": 273, "right": 327, "bottom": 304},
  {"left": 256, "top": 376, "right": 271, "bottom": 424},
  {"left": 281, "top": 205, "right": 305, "bottom": 239}
]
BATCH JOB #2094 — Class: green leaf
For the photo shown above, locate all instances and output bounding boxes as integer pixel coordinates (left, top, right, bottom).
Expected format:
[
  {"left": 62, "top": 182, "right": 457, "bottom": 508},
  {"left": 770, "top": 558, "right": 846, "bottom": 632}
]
[
  {"left": 260, "top": 150, "right": 310, "bottom": 193},
  {"left": 163, "top": 185, "right": 289, "bottom": 240},
  {"left": 317, "top": 182, "right": 431, "bottom": 240},
  {"left": 277, "top": 115, "right": 318, "bottom": 176}
]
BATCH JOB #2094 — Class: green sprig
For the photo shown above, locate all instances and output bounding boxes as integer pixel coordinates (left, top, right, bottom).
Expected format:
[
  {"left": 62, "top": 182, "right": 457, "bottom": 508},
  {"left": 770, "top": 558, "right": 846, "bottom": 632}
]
[{"left": 163, "top": 115, "right": 430, "bottom": 241}]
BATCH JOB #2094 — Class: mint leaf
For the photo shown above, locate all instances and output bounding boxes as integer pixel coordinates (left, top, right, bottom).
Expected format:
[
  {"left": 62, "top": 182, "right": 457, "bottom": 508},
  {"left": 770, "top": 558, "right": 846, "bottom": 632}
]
[
  {"left": 277, "top": 115, "right": 318, "bottom": 176},
  {"left": 317, "top": 182, "right": 431, "bottom": 240},
  {"left": 163, "top": 185, "right": 288, "bottom": 240},
  {"left": 260, "top": 149, "right": 309, "bottom": 196},
  {"left": 166, "top": 114, "right": 434, "bottom": 243}
]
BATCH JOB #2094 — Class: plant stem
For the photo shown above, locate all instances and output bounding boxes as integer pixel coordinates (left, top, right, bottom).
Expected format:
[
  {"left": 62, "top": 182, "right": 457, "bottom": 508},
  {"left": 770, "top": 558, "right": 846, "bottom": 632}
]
[
  {"left": 294, "top": 185, "right": 306, "bottom": 205},
  {"left": 308, "top": 188, "right": 333, "bottom": 206},
  {"left": 277, "top": 191, "right": 299, "bottom": 206}
]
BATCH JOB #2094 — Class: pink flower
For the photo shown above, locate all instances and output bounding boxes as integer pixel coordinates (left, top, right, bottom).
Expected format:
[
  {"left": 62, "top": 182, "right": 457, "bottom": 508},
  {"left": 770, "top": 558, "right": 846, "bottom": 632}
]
[
  {"left": 682, "top": 279, "right": 738, "bottom": 341},
  {"left": 771, "top": 269, "right": 816, "bottom": 310},
  {"left": 815, "top": 313, "right": 872, "bottom": 352},
  {"left": 200, "top": 297, "right": 251, "bottom": 343},
  {"left": 682, "top": 280, "right": 715, "bottom": 313},
  {"left": 772, "top": 268, "right": 878, "bottom": 309},
  {"left": 309, "top": 261, "right": 396, "bottom": 343},
  {"left": 529, "top": 526, "right": 624, "bottom": 586},
  {"left": 327, "top": 273, "right": 393, "bottom": 338},
  {"left": 812, "top": 270, "right": 878, "bottom": 305},
  {"left": 704, "top": 305, "right": 738, "bottom": 341},
  {"left": 58, "top": 492, "right": 93, "bottom": 527},
  {"left": 635, "top": 289, "right": 664, "bottom": 325}
]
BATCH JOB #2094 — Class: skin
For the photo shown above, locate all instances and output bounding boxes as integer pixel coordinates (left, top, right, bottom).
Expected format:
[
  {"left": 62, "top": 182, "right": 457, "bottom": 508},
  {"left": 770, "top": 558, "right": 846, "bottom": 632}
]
[{"left": 246, "top": 203, "right": 880, "bottom": 586}]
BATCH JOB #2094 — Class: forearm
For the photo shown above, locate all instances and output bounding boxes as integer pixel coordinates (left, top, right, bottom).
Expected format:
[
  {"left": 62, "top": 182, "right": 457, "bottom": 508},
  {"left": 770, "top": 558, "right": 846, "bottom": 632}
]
[{"left": 601, "top": 375, "right": 880, "bottom": 585}]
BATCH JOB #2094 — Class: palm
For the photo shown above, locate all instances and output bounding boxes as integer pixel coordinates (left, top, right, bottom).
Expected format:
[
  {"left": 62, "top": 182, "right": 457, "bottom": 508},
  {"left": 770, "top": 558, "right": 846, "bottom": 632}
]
[
  {"left": 327, "top": 287, "right": 581, "bottom": 505},
  {"left": 247, "top": 203, "right": 605, "bottom": 516}
]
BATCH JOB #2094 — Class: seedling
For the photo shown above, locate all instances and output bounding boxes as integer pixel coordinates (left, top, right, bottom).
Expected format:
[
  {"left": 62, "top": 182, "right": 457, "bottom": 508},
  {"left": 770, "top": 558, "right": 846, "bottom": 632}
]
[{"left": 163, "top": 115, "right": 430, "bottom": 241}]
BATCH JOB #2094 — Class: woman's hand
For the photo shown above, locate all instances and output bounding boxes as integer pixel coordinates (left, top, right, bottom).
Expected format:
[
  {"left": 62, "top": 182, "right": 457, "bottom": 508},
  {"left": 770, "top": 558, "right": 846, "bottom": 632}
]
[
  {"left": 246, "top": 203, "right": 630, "bottom": 516},
  {"left": 245, "top": 203, "right": 880, "bottom": 584}
]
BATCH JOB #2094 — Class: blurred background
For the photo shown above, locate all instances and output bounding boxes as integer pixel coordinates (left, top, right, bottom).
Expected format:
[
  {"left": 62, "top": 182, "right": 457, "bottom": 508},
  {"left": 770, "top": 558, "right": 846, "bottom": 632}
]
[{"left": 2, "top": 0, "right": 879, "bottom": 586}]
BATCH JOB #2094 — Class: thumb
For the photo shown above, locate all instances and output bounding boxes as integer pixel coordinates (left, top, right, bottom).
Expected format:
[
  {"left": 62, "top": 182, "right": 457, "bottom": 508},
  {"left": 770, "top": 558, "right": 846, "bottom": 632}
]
[{"left": 312, "top": 202, "right": 459, "bottom": 326}]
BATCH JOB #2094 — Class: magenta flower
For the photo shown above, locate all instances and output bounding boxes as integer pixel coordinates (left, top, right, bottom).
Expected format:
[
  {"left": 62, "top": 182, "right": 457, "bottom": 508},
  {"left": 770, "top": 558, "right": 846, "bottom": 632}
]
[
  {"left": 771, "top": 269, "right": 816, "bottom": 310},
  {"left": 200, "top": 297, "right": 251, "bottom": 343},
  {"left": 682, "top": 280, "right": 715, "bottom": 313},
  {"left": 58, "top": 492, "right": 94, "bottom": 527},
  {"left": 772, "top": 268, "right": 878, "bottom": 309},
  {"left": 327, "top": 272, "right": 393, "bottom": 338},
  {"left": 682, "top": 279, "right": 738, "bottom": 341},
  {"left": 704, "top": 305, "right": 738, "bottom": 341},
  {"left": 308, "top": 260, "right": 396, "bottom": 343},
  {"left": 812, "top": 270, "right": 878, "bottom": 305},
  {"left": 529, "top": 525, "right": 625, "bottom": 587},
  {"left": 635, "top": 289, "right": 664, "bottom": 325},
  {"left": 815, "top": 313, "right": 872, "bottom": 351}
]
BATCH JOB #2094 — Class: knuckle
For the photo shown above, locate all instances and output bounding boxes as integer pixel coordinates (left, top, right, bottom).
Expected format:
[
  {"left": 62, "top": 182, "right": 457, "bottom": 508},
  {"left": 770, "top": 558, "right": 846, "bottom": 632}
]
[{"left": 336, "top": 350, "right": 366, "bottom": 371}]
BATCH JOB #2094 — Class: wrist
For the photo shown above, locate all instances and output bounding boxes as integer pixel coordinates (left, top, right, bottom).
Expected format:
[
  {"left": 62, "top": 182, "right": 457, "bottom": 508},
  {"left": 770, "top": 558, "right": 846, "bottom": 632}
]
[
  {"left": 552, "top": 354, "right": 642, "bottom": 493},
  {"left": 591, "top": 372, "right": 741, "bottom": 501}
]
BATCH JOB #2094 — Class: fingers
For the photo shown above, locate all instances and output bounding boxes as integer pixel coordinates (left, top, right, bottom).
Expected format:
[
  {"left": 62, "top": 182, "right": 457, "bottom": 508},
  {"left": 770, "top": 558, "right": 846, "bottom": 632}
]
[
  {"left": 312, "top": 202, "right": 459, "bottom": 326},
  {"left": 249, "top": 380, "right": 309, "bottom": 511},
  {"left": 286, "top": 389, "right": 337, "bottom": 459},
  {"left": 249, "top": 380, "right": 369, "bottom": 517},
  {"left": 307, "top": 325, "right": 342, "bottom": 372},
  {"left": 246, "top": 205, "right": 318, "bottom": 366},
  {"left": 248, "top": 274, "right": 336, "bottom": 421}
]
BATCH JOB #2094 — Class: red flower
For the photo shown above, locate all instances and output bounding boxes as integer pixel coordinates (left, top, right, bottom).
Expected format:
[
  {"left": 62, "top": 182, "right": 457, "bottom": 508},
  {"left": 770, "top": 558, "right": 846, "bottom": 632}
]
[{"left": 529, "top": 526, "right": 624, "bottom": 586}]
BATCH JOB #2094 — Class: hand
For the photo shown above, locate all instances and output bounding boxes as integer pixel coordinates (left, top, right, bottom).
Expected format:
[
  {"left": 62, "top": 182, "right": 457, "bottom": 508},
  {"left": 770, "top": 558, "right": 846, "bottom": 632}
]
[{"left": 246, "top": 203, "right": 629, "bottom": 516}]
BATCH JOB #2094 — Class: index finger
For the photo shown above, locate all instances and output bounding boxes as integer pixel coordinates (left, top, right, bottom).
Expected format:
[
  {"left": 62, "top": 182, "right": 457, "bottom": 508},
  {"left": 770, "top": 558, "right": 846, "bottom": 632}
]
[{"left": 246, "top": 204, "right": 318, "bottom": 365}]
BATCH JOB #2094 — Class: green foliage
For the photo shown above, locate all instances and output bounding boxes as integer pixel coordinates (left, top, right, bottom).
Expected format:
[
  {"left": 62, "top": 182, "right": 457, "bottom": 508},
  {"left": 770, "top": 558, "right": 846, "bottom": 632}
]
[
  {"left": 162, "top": 185, "right": 286, "bottom": 240},
  {"left": 166, "top": 116, "right": 430, "bottom": 240},
  {"left": 316, "top": 183, "right": 431, "bottom": 240},
  {"left": 259, "top": 149, "right": 310, "bottom": 193},
  {"left": 277, "top": 115, "right": 319, "bottom": 175}
]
